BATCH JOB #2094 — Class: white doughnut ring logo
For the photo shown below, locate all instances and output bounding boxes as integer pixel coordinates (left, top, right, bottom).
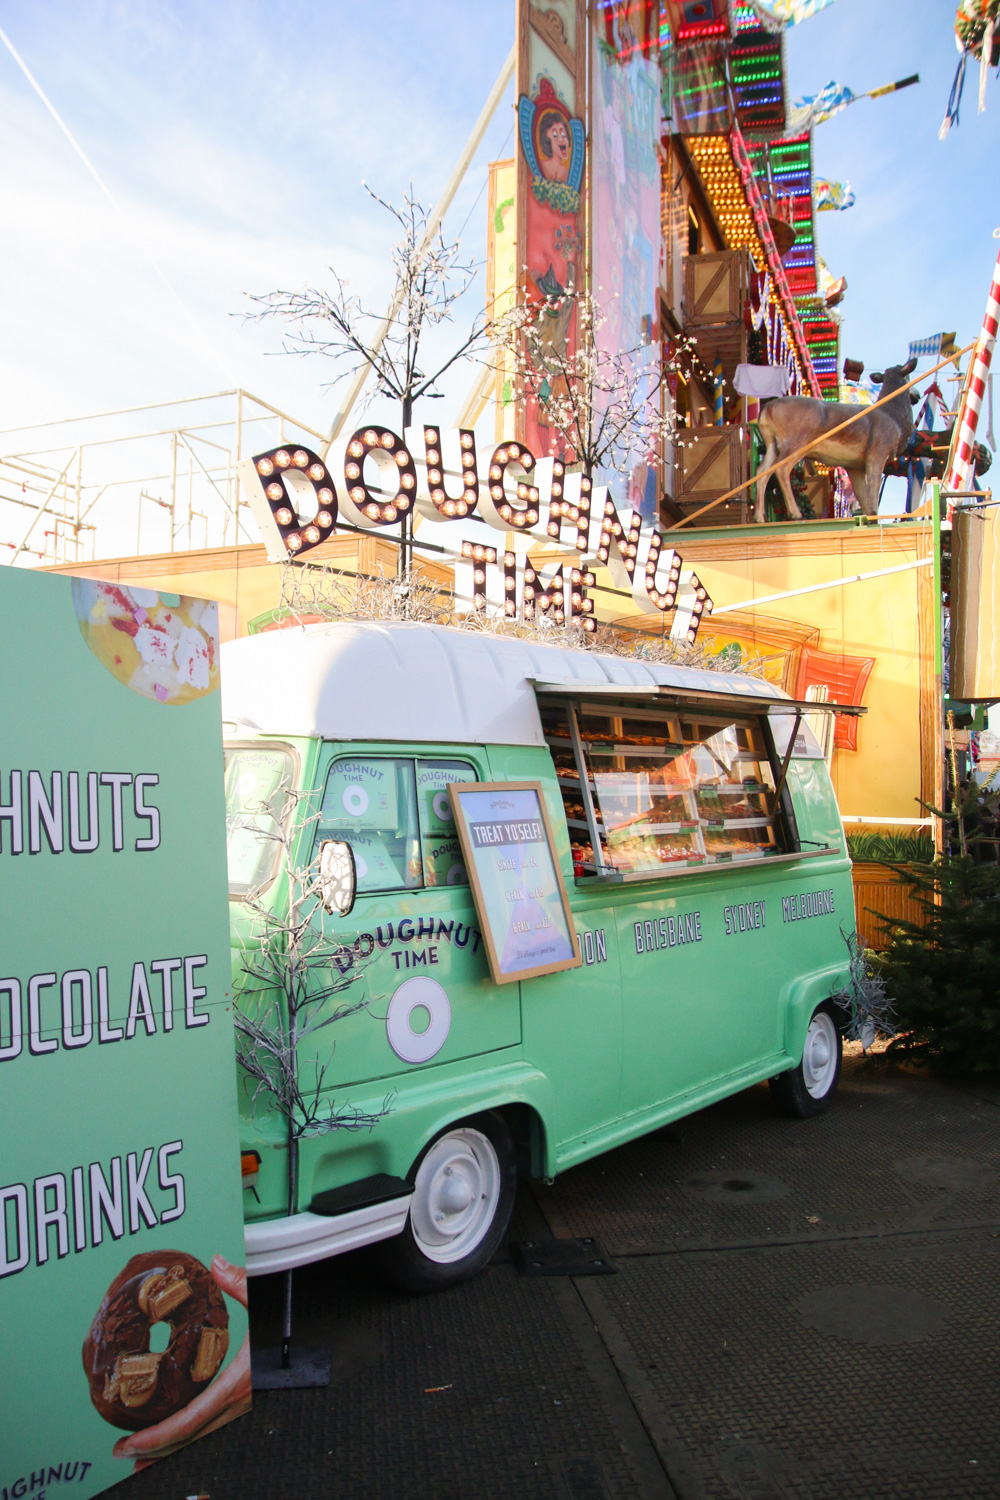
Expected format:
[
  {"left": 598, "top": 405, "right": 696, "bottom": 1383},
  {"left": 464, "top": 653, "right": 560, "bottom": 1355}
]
[
  {"left": 386, "top": 976, "right": 451, "bottom": 1064},
  {"left": 342, "top": 784, "right": 369, "bottom": 818},
  {"left": 432, "top": 790, "right": 453, "bottom": 822},
  {"left": 353, "top": 852, "right": 368, "bottom": 879},
  {"left": 446, "top": 862, "right": 466, "bottom": 885}
]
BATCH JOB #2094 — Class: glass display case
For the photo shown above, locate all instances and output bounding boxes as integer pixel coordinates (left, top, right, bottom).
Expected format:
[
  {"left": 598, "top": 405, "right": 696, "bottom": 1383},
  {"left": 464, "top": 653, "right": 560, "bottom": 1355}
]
[{"left": 540, "top": 699, "right": 787, "bottom": 880}]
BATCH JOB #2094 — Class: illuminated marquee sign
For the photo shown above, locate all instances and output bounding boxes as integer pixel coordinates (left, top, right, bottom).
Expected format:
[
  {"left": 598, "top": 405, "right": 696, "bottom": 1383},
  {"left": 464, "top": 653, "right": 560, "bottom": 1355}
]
[{"left": 236, "top": 423, "right": 713, "bottom": 643}]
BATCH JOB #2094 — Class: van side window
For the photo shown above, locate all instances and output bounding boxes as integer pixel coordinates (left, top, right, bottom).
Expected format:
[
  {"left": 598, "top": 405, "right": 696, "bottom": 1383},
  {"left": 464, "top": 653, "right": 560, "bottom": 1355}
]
[
  {"left": 320, "top": 757, "right": 421, "bottom": 893},
  {"left": 416, "top": 760, "right": 475, "bottom": 887},
  {"left": 540, "top": 700, "right": 788, "bottom": 878},
  {"left": 224, "top": 745, "right": 297, "bottom": 898},
  {"left": 318, "top": 757, "right": 477, "bottom": 895}
]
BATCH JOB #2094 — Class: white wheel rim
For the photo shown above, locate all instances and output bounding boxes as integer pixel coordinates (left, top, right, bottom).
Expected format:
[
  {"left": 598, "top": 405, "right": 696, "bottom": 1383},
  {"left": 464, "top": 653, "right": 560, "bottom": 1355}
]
[
  {"left": 409, "top": 1128, "right": 501, "bottom": 1264},
  {"left": 802, "top": 1011, "right": 838, "bottom": 1098}
]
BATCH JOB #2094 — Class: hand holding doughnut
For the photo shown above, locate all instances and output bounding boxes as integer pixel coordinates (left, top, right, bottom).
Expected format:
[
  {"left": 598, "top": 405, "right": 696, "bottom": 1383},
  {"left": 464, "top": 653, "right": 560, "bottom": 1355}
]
[{"left": 111, "top": 1254, "right": 250, "bottom": 1469}]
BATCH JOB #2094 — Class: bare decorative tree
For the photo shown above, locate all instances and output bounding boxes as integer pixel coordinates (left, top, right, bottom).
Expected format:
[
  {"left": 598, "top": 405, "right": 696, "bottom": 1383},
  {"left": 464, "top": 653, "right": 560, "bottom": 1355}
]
[
  {"left": 832, "top": 930, "right": 897, "bottom": 1050},
  {"left": 494, "top": 287, "right": 696, "bottom": 480},
  {"left": 247, "top": 185, "right": 491, "bottom": 573},
  {"left": 234, "top": 782, "right": 389, "bottom": 1370}
]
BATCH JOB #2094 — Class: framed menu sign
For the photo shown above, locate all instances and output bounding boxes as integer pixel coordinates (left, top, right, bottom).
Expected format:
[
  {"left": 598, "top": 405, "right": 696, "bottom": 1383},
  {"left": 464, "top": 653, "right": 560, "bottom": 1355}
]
[{"left": 447, "top": 782, "right": 581, "bottom": 985}]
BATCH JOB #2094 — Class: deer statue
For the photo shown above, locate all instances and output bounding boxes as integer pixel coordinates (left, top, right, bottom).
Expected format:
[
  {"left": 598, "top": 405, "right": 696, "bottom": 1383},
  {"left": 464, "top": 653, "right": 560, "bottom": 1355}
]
[{"left": 754, "top": 358, "right": 918, "bottom": 521}]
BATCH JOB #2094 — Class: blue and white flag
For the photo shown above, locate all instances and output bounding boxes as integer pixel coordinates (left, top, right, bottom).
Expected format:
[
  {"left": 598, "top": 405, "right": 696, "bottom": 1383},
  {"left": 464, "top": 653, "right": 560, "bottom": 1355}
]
[
  {"left": 908, "top": 332, "right": 958, "bottom": 361},
  {"left": 788, "top": 80, "right": 856, "bottom": 132}
]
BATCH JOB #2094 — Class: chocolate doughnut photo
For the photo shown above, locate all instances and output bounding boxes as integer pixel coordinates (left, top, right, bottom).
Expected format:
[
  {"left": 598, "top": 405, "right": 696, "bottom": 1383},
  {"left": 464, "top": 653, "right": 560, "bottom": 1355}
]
[{"left": 83, "top": 1250, "right": 231, "bottom": 1433}]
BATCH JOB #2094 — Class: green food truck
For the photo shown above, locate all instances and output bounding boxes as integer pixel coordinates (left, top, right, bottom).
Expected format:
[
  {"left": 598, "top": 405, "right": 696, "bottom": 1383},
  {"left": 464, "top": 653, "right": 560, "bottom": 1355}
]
[{"left": 222, "top": 621, "right": 858, "bottom": 1292}]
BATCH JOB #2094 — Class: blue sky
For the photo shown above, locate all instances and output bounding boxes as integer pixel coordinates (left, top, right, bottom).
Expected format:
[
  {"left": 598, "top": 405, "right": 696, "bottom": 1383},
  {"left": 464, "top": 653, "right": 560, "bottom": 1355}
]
[
  {"left": 787, "top": 0, "right": 1000, "bottom": 378},
  {"left": 0, "top": 0, "right": 997, "bottom": 439}
]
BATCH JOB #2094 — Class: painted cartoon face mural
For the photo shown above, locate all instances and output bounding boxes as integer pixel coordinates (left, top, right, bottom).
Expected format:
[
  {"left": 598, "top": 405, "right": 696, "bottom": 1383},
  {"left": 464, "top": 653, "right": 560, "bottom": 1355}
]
[
  {"left": 517, "top": 76, "right": 586, "bottom": 457},
  {"left": 518, "top": 76, "right": 585, "bottom": 216},
  {"left": 538, "top": 114, "right": 571, "bottom": 182}
]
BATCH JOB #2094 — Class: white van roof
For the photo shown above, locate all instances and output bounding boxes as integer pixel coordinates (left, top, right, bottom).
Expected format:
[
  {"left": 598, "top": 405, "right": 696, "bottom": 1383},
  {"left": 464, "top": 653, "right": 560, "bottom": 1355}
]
[{"left": 220, "top": 620, "right": 785, "bottom": 748}]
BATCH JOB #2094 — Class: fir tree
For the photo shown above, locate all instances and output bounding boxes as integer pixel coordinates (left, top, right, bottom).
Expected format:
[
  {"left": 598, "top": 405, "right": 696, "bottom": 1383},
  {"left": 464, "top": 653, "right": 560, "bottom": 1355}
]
[{"left": 879, "top": 775, "right": 1000, "bottom": 1074}]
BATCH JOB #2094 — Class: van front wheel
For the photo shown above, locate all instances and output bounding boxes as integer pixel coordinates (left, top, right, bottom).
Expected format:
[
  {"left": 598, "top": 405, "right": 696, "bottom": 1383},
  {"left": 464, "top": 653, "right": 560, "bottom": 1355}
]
[
  {"left": 769, "top": 1004, "right": 842, "bottom": 1118},
  {"left": 374, "top": 1112, "right": 516, "bottom": 1293}
]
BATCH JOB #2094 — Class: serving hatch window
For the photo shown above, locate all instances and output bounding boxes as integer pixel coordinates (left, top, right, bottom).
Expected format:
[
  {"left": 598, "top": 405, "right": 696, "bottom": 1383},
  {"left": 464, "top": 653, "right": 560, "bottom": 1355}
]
[
  {"left": 318, "top": 756, "right": 475, "bottom": 895},
  {"left": 224, "top": 745, "right": 298, "bottom": 897},
  {"left": 541, "top": 700, "right": 790, "bottom": 879}
]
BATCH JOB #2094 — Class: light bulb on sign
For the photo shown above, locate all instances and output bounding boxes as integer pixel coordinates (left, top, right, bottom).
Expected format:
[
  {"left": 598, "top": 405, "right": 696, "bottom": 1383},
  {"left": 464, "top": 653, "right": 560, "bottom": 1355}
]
[
  {"left": 337, "top": 426, "right": 417, "bottom": 529},
  {"left": 408, "top": 425, "right": 480, "bottom": 521},
  {"left": 478, "top": 442, "right": 538, "bottom": 530},
  {"left": 236, "top": 444, "right": 339, "bottom": 563}
]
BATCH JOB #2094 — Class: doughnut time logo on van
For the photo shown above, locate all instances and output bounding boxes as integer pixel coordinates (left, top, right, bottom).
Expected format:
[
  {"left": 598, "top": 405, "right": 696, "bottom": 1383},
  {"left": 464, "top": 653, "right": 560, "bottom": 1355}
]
[
  {"left": 236, "top": 425, "right": 714, "bottom": 643},
  {"left": 329, "top": 761, "right": 392, "bottom": 823}
]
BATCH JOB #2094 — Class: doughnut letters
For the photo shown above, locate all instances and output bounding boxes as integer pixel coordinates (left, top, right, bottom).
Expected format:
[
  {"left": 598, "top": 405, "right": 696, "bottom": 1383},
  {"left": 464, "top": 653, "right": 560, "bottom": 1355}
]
[{"left": 236, "top": 421, "right": 714, "bottom": 638}]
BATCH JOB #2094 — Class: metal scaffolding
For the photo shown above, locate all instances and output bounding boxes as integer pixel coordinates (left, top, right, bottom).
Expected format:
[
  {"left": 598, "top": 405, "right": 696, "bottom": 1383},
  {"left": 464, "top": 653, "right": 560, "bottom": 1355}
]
[{"left": 0, "top": 389, "right": 327, "bottom": 566}]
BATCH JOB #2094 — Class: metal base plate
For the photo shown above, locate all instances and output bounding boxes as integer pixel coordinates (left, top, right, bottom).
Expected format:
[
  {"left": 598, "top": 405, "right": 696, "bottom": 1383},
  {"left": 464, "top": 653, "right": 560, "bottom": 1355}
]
[
  {"left": 511, "top": 1237, "right": 616, "bottom": 1276},
  {"left": 251, "top": 1345, "right": 333, "bottom": 1389}
]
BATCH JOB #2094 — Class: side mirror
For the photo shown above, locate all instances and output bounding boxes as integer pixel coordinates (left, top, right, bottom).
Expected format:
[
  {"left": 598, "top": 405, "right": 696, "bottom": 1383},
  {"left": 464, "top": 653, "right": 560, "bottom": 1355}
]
[{"left": 318, "top": 839, "right": 357, "bottom": 917}]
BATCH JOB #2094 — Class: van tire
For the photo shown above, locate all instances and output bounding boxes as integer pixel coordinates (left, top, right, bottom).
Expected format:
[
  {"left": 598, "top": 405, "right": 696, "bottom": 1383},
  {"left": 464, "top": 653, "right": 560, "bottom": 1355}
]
[
  {"left": 374, "top": 1111, "right": 517, "bottom": 1293},
  {"left": 769, "top": 1003, "right": 842, "bottom": 1119}
]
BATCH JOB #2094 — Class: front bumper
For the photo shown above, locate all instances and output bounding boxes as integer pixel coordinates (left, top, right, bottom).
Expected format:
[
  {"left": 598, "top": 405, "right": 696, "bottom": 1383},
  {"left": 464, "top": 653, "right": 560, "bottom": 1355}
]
[{"left": 245, "top": 1196, "right": 411, "bottom": 1277}]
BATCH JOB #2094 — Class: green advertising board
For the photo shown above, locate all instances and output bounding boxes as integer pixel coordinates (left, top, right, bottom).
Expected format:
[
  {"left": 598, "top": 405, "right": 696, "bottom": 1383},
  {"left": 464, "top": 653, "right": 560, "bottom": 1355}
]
[{"left": 0, "top": 571, "right": 249, "bottom": 1497}]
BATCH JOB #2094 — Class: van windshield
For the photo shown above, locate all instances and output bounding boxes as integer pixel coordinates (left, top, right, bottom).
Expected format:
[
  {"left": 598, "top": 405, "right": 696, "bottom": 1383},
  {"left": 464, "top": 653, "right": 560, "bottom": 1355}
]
[{"left": 224, "top": 745, "right": 297, "bottom": 897}]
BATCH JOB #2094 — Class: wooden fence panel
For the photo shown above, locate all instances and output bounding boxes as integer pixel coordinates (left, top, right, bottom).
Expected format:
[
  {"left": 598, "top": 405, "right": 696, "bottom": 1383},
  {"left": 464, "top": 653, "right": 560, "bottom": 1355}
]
[{"left": 852, "top": 862, "right": 928, "bottom": 950}]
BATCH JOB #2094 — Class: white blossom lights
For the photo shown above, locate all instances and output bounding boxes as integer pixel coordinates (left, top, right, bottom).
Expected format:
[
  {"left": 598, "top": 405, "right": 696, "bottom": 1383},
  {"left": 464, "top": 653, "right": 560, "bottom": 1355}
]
[
  {"left": 461, "top": 540, "right": 497, "bottom": 610},
  {"left": 479, "top": 442, "right": 539, "bottom": 531},
  {"left": 419, "top": 426, "right": 479, "bottom": 519},
  {"left": 339, "top": 426, "right": 417, "bottom": 528},
  {"left": 236, "top": 444, "right": 338, "bottom": 562}
]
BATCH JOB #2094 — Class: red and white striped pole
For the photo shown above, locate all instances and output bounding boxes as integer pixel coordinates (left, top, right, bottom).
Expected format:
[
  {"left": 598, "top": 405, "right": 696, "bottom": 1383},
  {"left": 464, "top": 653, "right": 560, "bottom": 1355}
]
[{"left": 944, "top": 234, "right": 1000, "bottom": 496}]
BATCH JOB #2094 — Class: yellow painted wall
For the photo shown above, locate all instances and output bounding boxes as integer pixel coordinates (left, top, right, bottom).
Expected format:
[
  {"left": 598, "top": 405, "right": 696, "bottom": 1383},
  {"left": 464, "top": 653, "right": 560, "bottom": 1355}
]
[
  {"left": 47, "top": 520, "right": 938, "bottom": 829},
  {"left": 45, "top": 535, "right": 454, "bottom": 644},
  {"left": 608, "top": 519, "right": 937, "bottom": 825}
]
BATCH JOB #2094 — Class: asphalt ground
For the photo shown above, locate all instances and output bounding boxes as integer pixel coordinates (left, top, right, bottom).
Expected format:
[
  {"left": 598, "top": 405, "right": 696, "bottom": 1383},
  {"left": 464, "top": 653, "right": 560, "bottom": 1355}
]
[{"left": 114, "top": 1049, "right": 1000, "bottom": 1500}]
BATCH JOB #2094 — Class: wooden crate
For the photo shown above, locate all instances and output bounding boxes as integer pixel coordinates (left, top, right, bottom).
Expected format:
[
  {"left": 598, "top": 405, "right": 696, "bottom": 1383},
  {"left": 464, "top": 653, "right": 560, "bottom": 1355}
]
[
  {"left": 684, "top": 250, "right": 745, "bottom": 327},
  {"left": 675, "top": 424, "right": 746, "bottom": 513}
]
